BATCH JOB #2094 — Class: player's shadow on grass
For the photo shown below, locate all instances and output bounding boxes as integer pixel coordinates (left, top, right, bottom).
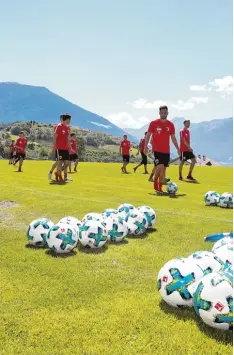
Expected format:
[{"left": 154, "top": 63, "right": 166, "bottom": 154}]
[
  {"left": 127, "top": 229, "right": 157, "bottom": 240},
  {"left": 149, "top": 193, "right": 186, "bottom": 198},
  {"left": 182, "top": 180, "right": 200, "bottom": 184},
  {"left": 49, "top": 181, "right": 68, "bottom": 185},
  {"left": 45, "top": 249, "right": 77, "bottom": 258},
  {"left": 25, "top": 244, "right": 48, "bottom": 250},
  {"left": 108, "top": 239, "right": 129, "bottom": 246},
  {"left": 159, "top": 300, "right": 233, "bottom": 345},
  {"left": 77, "top": 244, "right": 108, "bottom": 254}
]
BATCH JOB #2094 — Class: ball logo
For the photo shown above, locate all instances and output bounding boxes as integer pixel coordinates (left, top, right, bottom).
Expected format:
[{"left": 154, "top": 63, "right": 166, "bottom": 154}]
[
  {"left": 162, "top": 276, "right": 168, "bottom": 282},
  {"left": 215, "top": 302, "right": 225, "bottom": 312},
  {"left": 61, "top": 228, "right": 65, "bottom": 233},
  {"left": 166, "top": 127, "right": 169, "bottom": 131}
]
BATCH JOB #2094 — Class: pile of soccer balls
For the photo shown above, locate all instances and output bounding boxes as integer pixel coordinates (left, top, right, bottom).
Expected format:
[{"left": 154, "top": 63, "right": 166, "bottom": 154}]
[
  {"left": 26, "top": 204, "right": 156, "bottom": 254},
  {"left": 204, "top": 191, "right": 233, "bottom": 208},
  {"left": 157, "top": 236, "right": 233, "bottom": 331}
]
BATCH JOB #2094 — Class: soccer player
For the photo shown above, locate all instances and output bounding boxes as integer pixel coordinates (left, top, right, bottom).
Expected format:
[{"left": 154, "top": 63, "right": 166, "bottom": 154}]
[
  {"left": 69, "top": 133, "right": 79, "bottom": 173},
  {"left": 53, "top": 113, "right": 72, "bottom": 182},
  {"left": 179, "top": 120, "right": 196, "bottom": 180},
  {"left": 120, "top": 135, "right": 131, "bottom": 173},
  {"left": 9, "top": 140, "right": 15, "bottom": 164},
  {"left": 144, "top": 106, "right": 180, "bottom": 192},
  {"left": 133, "top": 132, "right": 149, "bottom": 174},
  {"left": 14, "top": 131, "right": 28, "bottom": 172}
]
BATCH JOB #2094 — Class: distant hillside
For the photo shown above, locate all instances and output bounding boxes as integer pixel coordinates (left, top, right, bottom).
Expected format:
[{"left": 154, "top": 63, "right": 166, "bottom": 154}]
[
  {"left": 126, "top": 117, "right": 233, "bottom": 165},
  {"left": 0, "top": 82, "right": 137, "bottom": 142}
]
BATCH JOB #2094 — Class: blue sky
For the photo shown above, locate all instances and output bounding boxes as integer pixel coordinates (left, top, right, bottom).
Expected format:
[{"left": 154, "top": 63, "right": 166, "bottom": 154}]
[{"left": 0, "top": 0, "right": 233, "bottom": 129}]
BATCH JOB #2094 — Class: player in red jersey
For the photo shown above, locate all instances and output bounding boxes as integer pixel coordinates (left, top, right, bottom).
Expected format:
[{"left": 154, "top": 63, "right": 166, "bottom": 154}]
[
  {"left": 48, "top": 117, "right": 64, "bottom": 180},
  {"left": 53, "top": 113, "right": 72, "bottom": 182},
  {"left": 9, "top": 140, "right": 15, "bottom": 164},
  {"left": 69, "top": 133, "right": 79, "bottom": 173},
  {"left": 14, "top": 132, "right": 28, "bottom": 172},
  {"left": 179, "top": 120, "right": 196, "bottom": 180},
  {"left": 120, "top": 135, "right": 131, "bottom": 173},
  {"left": 144, "top": 106, "right": 180, "bottom": 193},
  {"left": 133, "top": 132, "right": 149, "bottom": 174}
]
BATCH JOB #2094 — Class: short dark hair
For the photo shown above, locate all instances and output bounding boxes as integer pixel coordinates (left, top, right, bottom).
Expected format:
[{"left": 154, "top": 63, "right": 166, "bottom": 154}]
[
  {"left": 159, "top": 105, "right": 168, "bottom": 111},
  {"left": 20, "top": 131, "right": 25, "bottom": 135},
  {"left": 123, "top": 134, "right": 127, "bottom": 137},
  {"left": 61, "top": 113, "right": 71, "bottom": 121},
  {"left": 145, "top": 131, "right": 148, "bottom": 135},
  {"left": 70, "top": 133, "right": 75, "bottom": 137}
]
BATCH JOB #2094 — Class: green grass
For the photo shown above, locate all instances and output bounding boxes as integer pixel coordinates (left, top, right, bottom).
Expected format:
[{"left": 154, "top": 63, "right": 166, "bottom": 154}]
[{"left": 0, "top": 161, "right": 232, "bottom": 355}]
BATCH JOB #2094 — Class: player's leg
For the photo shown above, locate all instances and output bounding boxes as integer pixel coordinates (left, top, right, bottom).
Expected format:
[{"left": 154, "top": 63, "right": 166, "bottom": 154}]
[
  {"left": 68, "top": 159, "right": 72, "bottom": 173},
  {"left": 149, "top": 165, "right": 156, "bottom": 182},
  {"left": 157, "top": 154, "right": 170, "bottom": 192},
  {"left": 74, "top": 158, "right": 79, "bottom": 172},
  {"left": 187, "top": 156, "right": 196, "bottom": 180},
  {"left": 179, "top": 153, "right": 184, "bottom": 180},
  {"left": 133, "top": 161, "right": 142, "bottom": 172},
  {"left": 63, "top": 151, "right": 72, "bottom": 181},
  {"left": 143, "top": 154, "right": 149, "bottom": 174},
  {"left": 48, "top": 161, "right": 57, "bottom": 180},
  {"left": 18, "top": 155, "right": 24, "bottom": 172}
]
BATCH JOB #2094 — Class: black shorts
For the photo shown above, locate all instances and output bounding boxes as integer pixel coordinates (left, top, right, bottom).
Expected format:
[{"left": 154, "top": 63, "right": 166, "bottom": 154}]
[
  {"left": 56, "top": 150, "right": 70, "bottom": 161},
  {"left": 15, "top": 153, "right": 25, "bottom": 160},
  {"left": 123, "top": 155, "right": 130, "bottom": 163},
  {"left": 154, "top": 151, "right": 170, "bottom": 167},
  {"left": 140, "top": 152, "right": 148, "bottom": 165},
  {"left": 70, "top": 153, "right": 78, "bottom": 161},
  {"left": 10, "top": 152, "right": 14, "bottom": 159},
  {"left": 180, "top": 151, "right": 195, "bottom": 161}
]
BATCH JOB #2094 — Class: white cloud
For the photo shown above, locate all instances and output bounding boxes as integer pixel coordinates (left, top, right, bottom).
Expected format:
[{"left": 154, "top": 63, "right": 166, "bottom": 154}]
[
  {"left": 129, "top": 98, "right": 167, "bottom": 109},
  {"left": 209, "top": 76, "right": 233, "bottom": 95},
  {"left": 172, "top": 100, "right": 195, "bottom": 111},
  {"left": 190, "top": 97, "right": 209, "bottom": 104},
  {"left": 189, "top": 85, "right": 207, "bottom": 91},
  {"left": 106, "top": 112, "right": 150, "bottom": 129}
]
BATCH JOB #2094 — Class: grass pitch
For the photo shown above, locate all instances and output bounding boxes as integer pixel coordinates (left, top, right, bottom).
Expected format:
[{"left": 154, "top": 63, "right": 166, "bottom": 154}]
[{"left": 0, "top": 161, "right": 233, "bottom": 355}]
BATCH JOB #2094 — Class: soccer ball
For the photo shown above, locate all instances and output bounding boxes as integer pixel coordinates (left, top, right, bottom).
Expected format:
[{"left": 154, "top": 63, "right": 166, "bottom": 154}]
[
  {"left": 58, "top": 216, "right": 81, "bottom": 235},
  {"left": 79, "top": 220, "right": 107, "bottom": 249},
  {"left": 212, "top": 237, "right": 233, "bottom": 252},
  {"left": 214, "top": 244, "right": 233, "bottom": 269},
  {"left": 188, "top": 251, "right": 223, "bottom": 275},
  {"left": 103, "top": 216, "right": 128, "bottom": 243},
  {"left": 219, "top": 192, "right": 233, "bottom": 209},
  {"left": 166, "top": 182, "right": 178, "bottom": 195},
  {"left": 138, "top": 206, "right": 156, "bottom": 229},
  {"left": 118, "top": 203, "right": 136, "bottom": 218},
  {"left": 47, "top": 223, "right": 79, "bottom": 254},
  {"left": 127, "top": 210, "right": 148, "bottom": 235},
  {"left": 204, "top": 191, "right": 220, "bottom": 206},
  {"left": 193, "top": 272, "right": 233, "bottom": 330},
  {"left": 26, "top": 218, "right": 54, "bottom": 247},
  {"left": 157, "top": 258, "right": 204, "bottom": 307},
  {"left": 82, "top": 213, "right": 103, "bottom": 224},
  {"left": 102, "top": 209, "right": 118, "bottom": 219}
]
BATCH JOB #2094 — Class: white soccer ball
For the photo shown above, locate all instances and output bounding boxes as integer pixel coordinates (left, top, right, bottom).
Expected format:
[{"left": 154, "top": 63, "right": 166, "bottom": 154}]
[
  {"left": 118, "top": 203, "right": 136, "bottom": 218},
  {"left": 212, "top": 237, "right": 233, "bottom": 252},
  {"left": 138, "top": 206, "right": 156, "bottom": 229},
  {"left": 193, "top": 271, "right": 233, "bottom": 330},
  {"left": 82, "top": 213, "right": 103, "bottom": 224},
  {"left": 167, "top": 182, "right": 178, "bottom": 195},
  {"left": 127, "top": 210, "right": 148, "bottom": 235},
  {"left": 103, "top": 216, "right": 128, "bottom": 243},
  {"left": 58, "top": 216, "right": 81, "bottom": 236},
  {"left": 188, "top": 251, "right": 223, "bottom": 275},
  {"left": 157, "top": 258, "right": 204, "bottom": 307},
  {"left": 102, "top": 208, "right": 118, "bottom": 220},
  {"left": 204, "top": 191, "right": 220, "bottom": 206},
  {"left": 214, "top": 244, "right": 233, "bottom": 269},
  {"left": 26, "top": 218, "right": 54, "bottom": 247},
  {"left": 47, "top": 223, "right": 79, "bottom": 254},
  {"left": 219, "top": 192, "right": 233, "bottom": 209},
  {"left": 79, "top": 220, "right": 107, "bottom": 249}
]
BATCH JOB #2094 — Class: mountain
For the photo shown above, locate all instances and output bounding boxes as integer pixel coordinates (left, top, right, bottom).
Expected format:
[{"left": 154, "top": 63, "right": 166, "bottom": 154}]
[
  {"left": 126, "top": 117, "right": 233, "bottom": 165},
  {"left": 0, "top": 82, "right": 137, "bottom": 142}
]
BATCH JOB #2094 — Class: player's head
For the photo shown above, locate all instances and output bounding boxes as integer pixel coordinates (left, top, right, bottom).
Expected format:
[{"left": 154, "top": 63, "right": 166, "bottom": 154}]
[
  {"left": 61, "top": 113, "right": 71, "bottom": 125},
  {"left": 184, "top": 119, "right": 190, "bottom": 128},
  {"left": 123, "top": 134, "right": 127, "bottom": 140},
  {"left": 159, "top": 105, "right": 168, "bottom": 120},
  {"left": 19, "top": 131, "right": 25, "bottom": 138},
  {"left": 144, "top": 131, "right": 148, "bottom": 137},
  {"left": 71, "top": 133, "right": 76, "bottom": 139}
]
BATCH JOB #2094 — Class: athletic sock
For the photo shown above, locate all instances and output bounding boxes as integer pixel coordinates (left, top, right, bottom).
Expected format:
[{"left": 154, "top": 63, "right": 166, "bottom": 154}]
[{"left": 154, "top": 178, "right": 159, "bottom": 190}]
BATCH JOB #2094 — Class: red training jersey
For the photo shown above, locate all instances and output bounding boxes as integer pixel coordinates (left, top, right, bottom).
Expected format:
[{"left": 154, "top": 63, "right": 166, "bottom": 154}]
[
  {"left": 120, "top": 140, "right": 130, "bottom": 155},
  {"left": 180, "top": 128, "right": 190, "bottom": 152},
  {"left": 15, "top": 137, "right": 27, "bottom": 153},
  {"left": 148, "top": 119, "right": 175, "bottom": 153},
  {"left": 10, "top": 143, "right": 15, "bottom": 153},
  {"left": 69, "top": 138, "right": 78, "bottom": 154},
  {"left": 139, "top": 138, "right": 146, "bottom": 152},
  {"left": 54, "top": 123, "right": 70, "bottom": 150}
]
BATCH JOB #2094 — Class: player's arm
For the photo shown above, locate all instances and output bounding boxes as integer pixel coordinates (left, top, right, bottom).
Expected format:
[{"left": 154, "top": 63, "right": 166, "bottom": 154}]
[
  {"left": 119, "top": 143, "right": 122, "bottom": 155},
  {"left": 53, "top": 132, "right": 58, "bottom": 151},
  {"left": 144, "top": 132, "right": 151, "bottom": 154},
  {"left": 171, "top": 134, "right": 180, "bottom": 156}
]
